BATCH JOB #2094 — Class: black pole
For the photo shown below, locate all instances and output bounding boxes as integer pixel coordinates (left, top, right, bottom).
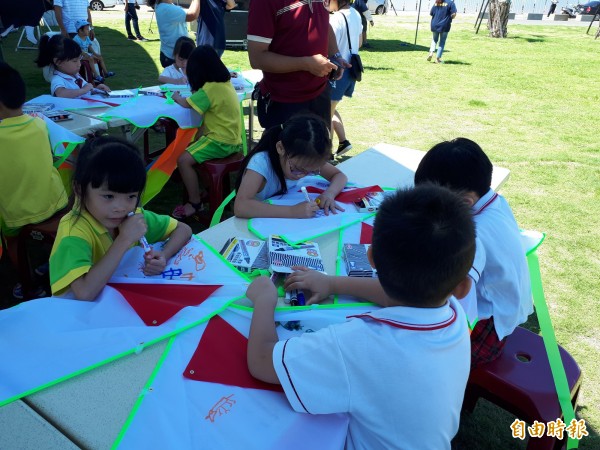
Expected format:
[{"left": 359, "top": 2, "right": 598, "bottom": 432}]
[
  {"left": 475, "top": 0, "right": 486, "bottom": 27},
  {"left": 414, "top": 0, "right": 422, "bottom": 45},
  {"left": 475, "top": 0, "right": 490, "bottom": 34}
]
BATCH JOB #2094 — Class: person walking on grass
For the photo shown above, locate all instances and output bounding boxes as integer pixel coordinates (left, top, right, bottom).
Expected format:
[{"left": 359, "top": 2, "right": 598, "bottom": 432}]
[
  {"left": 427, "top": 0, "right": 456, "bottom": 64},
  {"left": 125, "top": 0, "right": 148, "bottom": 41}
]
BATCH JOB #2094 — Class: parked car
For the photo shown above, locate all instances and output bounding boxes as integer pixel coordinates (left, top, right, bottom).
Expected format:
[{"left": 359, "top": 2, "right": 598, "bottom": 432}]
[
  {"left": 577, "top": 0, "right": 600, "bottom": 15},
  {"left": 89, "top": 0, "right": 118, "bottom": 11},
  {"left": 368, "top": 0, "right": 387, "bottom": 15}
]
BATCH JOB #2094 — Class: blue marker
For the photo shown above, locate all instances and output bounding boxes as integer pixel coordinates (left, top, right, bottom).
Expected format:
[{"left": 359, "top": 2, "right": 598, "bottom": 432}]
[{"left": 297, "top": 291, "right": 306, "bottom": 306}]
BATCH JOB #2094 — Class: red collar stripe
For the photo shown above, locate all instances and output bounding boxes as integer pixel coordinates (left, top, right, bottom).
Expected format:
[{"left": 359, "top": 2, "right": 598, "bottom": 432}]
[
  {"left": 473, "top": 192, "right": 498, "bottom": 216},
  {"left": 347, "top": 305, "right": 457, "bottom": 331}
]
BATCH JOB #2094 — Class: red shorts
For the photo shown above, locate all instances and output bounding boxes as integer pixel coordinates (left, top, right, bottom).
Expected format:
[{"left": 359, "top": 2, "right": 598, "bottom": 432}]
[{"left": 470, "top": 317, "right": 506, "bottom": 368}]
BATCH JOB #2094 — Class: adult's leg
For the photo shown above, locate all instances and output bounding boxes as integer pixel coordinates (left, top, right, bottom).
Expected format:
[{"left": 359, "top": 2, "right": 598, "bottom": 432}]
[
  {"left": 429, "top": 31, "right": 439, "bottom": 54},
  {"left": 436, "top": 32, "right": 449, "bottom": 60},
  {"left": 331, "top": 101, "right": 344, "bottom": 141},
  {"left": 129, "top": 4, "right": 143, "bottom": 38},
  {"left": 125, "top": 5, "right": 134, "bottom": 37}
]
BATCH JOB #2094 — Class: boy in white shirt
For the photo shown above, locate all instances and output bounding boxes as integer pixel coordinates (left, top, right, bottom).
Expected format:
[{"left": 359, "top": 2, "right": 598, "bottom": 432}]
[
  {"left": 414, "top": 137, "right": 532, "bottom": 367},
  {"left": 73, "top": 19, "right": 114, "bottom": 83},
  {"left": 246, "top": 184, "right": 474, "bottom": 449}
]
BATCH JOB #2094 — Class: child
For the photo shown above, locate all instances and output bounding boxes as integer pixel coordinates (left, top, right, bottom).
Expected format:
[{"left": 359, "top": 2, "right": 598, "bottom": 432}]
[
  {"left": 36, "top": 34, "right": 110, "bottom": 99},
  {"left": 286, "top": 138, "right": 532, "bottom": 369},
  {"left": 73, "top": 19, "right": 115, "bottom": 83},
  {"left": 171, "top": 45, "right": 243, "bottom": 220},
  {"left": 0, "top": 62, "right": 69, "bottom": 299},
  {"left": 49, "top": 136, "right": 192, "bottom": 301},
  {"left": 246, "top": 184, "right": 475, "bottom": 448},
  {"left": 158, "top": 36, "right": 194, "bottom": 85},
  {"left": 414, "top": 138, "right": 532, "bottom": 367},
  {"left": 233, "top": 114, "right": 348, "bottom": 218}
]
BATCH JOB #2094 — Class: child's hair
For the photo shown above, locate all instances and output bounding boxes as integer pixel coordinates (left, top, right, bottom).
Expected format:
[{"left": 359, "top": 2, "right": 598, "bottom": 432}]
[
  {"left": 235, "top": 114, "right": 333, "bottom": 195},
  {"left": 414, "top": 138, "right": 493, "bottom": 198},
  {"left": 35, "top": 34, "right": 82, "bottom": 69},
  {"left": 372, "top": 184, "right": 475, "bottom": 307},
  {"left": 0, "top": 62, "right": 26, "bottom": 110},
  {"left": 173, "top": 36, "right": 195, "bottom": 60},
  {"left": 186, "top": 45, "right": 230, "bottom": 91},
  {"left": 73, "top": 136, "right": 147, "bottom": 211}
]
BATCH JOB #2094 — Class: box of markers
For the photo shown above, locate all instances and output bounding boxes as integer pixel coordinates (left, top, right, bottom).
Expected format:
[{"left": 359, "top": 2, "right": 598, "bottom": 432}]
[
  {"left": 268, "top": 235, "right": 325, "bottom": 274},
  {"left": 219, "top": 237, "right": 269, "bottom": 273},
  {"left": 353, "top": 191, "right": 386, "bottom": 213},
  {"left": 342, "top": 243, "right": 377, "bottom": 278}
]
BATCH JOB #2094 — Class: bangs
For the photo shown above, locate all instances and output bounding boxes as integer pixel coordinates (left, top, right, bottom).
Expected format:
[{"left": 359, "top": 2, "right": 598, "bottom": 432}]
[{"left": 86, "top": 142, "right": 146, "bottom": 194}]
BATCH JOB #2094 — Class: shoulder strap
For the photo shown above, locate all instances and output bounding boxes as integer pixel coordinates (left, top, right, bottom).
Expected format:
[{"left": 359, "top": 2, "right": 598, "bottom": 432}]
[{"left": 340, "top": 11, "right": 352, "bottom": 52}]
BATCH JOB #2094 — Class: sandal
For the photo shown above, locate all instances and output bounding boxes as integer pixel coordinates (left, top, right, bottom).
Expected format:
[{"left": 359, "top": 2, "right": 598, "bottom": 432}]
[{"left": 172, "top": 202, "right": 204, "bottom": 220}]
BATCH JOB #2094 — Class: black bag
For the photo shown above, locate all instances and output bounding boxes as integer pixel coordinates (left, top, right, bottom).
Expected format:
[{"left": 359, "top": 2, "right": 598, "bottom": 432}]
[{"left": 341, "top": 13, "right": 363, "bottom": 82}]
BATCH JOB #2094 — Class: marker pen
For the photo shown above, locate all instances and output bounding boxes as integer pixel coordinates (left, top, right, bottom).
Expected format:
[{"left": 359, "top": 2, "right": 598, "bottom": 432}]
[
  {"left": 300, "top": 186, "right": 312, "bottom": 204},
  {"left": 297, "top": 291, "right": 306, "bottom": 306},
  {"left": 127, "top": 212, "right": 151, "bottom": 253},
  {"left": 290, "top": 289, "right": 299, "bottom": 307}
]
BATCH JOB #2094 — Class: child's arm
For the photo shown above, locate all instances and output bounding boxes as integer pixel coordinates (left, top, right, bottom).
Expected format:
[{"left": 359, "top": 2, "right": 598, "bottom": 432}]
[
  {"left": 54, "top": 83, "right": 95, "bottom": 99},
  {"left": 171, "top": 92, "right": 192, "bottom": 108},
  {"left": 234, "top": 169, "right": 318, "bottom": 219},
  {"left": 315, "top": 163, "right": 348, "bottom": 215},
  {"left": 284, "top": 267, "right": 392, "bottom": 306},
  {"left": 143, "top": 221, "right": 192, "bottom": 276},
  {"left": 158, "top": 75, "right": 187, "bottom": 85},
  {"left": 70, "top": 213, "right": 148, "bottom": 301},
  {"left": 246, "top": 276, "right": 281, "bottom": 384}
]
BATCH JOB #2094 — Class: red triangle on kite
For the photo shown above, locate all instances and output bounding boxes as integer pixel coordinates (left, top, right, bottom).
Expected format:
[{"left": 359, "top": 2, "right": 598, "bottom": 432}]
[
  {"left": 303, "top": 185, "right": 383, "bottom": 204},
  {"left": 109, "top": 283, "right": 222, "bottom": 326},
  {"left": 184, "top": 315, "right": 284, "bottom": 393},
  {"left": 360, "top": 222, "right": 373, "bottom": 245}
]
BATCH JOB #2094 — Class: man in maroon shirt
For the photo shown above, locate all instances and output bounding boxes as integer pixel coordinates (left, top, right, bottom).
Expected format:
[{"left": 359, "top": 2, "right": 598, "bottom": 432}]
[{"left": 247, "top": 0, "right": 346, "bottom": 129}]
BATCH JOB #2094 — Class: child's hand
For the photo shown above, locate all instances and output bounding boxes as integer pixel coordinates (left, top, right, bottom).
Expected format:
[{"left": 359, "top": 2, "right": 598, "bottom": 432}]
[
  {"left": 96, "top": 84, "right": 111, "bottom": 93},
  {"left": 143, "top": 250, "right": 167, "bottom": 276},
  {"left": 292, "top": 200, "right": 319, "bottom": 218},
  {"left": 316, "top": 194, "right": 345, "bottom": 216},
  {"left": 118, "top": 213, "right": 147, "bottom": 246},
  {"left": 246, "top": 276, "right": 278, "bottom": 308},
  {"left": 284, "top": 267, "right": 332, "bottom": 305}
]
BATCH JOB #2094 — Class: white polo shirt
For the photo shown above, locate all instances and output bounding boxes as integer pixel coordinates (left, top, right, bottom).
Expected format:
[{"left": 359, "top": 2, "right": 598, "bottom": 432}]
[
  {"left": 50, "top": 70, "right": 88, "bottom": 97},
  {"left": 472, "top": 189, "right": 533, "bottom": 339},
  {"left": 54, "top": 0, "right": 90, "bottom": 34},
  {"left": 273, "top": 298, "right": 471, "bottom": 450}
]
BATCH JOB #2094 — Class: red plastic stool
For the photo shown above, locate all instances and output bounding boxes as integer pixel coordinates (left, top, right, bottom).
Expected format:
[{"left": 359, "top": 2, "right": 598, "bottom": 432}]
[
  {"left": 192, "top": 152, "right": 244, "bottom": 226},
  {"left": 15, "top": 208, "right": 69, "bottom": 300},
  {"left": 463, "top": 326, "right": 582, "bottom": 450}
]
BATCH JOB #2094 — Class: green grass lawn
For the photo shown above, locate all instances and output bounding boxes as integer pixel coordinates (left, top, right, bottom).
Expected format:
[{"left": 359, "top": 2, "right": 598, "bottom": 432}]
[{"left": 1, "top": 10, "right": 598, "bottom": 449}]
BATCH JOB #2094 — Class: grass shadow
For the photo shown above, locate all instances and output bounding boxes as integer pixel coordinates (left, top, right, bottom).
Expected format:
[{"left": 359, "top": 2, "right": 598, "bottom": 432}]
[
  {"left": 511, "top": 35, "right": 547, "bottom": 43},
  {"left": 443, "top": 60, "right": 472, "bottom": 65},
  {"left": 362, "top": 39, "right": 429, "bottom": 53}
]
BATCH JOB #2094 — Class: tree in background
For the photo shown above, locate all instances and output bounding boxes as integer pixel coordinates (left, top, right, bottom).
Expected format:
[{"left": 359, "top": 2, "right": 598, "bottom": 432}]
[{"left": 488, "top": 0, "right": 510, "bottom": 37}]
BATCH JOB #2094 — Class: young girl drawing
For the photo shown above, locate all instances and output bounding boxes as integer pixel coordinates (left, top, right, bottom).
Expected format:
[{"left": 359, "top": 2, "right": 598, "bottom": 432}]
[
  {"left": 36, "top": 34, "right": 110, "bottom": 99},
  {"left": 171, "top": 45, "right": 243, "bottom": 219},
  {"left": 49, "top": 137, "right": 192, "bottom": 301},
  {"left": 234, "top": 114, "right": 348, "bottom": 219},
  {"left": 158, "top": 36, "right": 195, "bottom": 85}
]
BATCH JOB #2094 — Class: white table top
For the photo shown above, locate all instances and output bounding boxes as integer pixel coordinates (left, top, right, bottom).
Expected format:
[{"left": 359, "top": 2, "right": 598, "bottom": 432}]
[
  {"left": 0, "top": 143, "right": 510, "bottom": 449},
  {"left": 60, "top": 111, "right": 108, "bottom": 136}
]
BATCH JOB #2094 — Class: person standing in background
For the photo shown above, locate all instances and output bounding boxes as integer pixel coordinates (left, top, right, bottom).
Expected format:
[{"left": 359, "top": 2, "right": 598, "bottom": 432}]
[
  {"left": 427, "top": 0, "right": 456, "bottom": 64},
  {"left": 547, "top": 0, "right": 558, "bottom": 16},
  {"left": 125, "top": 0, "right": 147, "bottom": 41},
  {"left": 196, "top": 0, "right": 236, "bottom": 57},
  {"left": 147, "top": 0, "right": 200, "bottom": 68},
  {"left": 54, "top": 0, "right": 93, "bottom": 38},
  {"left": 352, "top": 0, "right": 374, "bottom": 48}
]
